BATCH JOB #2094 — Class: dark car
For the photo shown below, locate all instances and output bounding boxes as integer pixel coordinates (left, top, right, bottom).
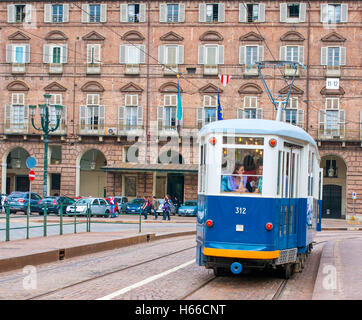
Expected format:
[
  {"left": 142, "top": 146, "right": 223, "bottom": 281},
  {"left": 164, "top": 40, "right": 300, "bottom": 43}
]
[
  {"left": 40, "top": 196, "right": 75, "bottom": 215},
  {"left": 177, "top": 201, "right": 198, "bottom": 217},
  {"left": 7, "top": 191, "right": 42, "bottom": 214},
  {"left": 125, "top": 198, "right": 144, "bottom": 214}
]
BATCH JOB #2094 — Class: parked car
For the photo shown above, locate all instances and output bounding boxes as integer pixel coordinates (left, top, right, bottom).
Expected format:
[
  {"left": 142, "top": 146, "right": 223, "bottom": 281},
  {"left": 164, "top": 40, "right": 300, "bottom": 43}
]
[
  {"left": 156, "top": 199, "right": 176, "bottom": 216},
  {"left": 125, "top": 198, "right": 144, "bottom": 214},
  {"left": 66, "top": 197, "right": 111, "bottom": 217},
  {"left": 39, "top": 196, "right": 75, "bottom": 215},
  {"left": 177, "top": 201, "right": 198, "bottom": 217},
  {"left": 7, "top": 191, "right": 42, "bottom": 214},
  {"left": 105, "top": 196, "right": 128, "bottom": 214}
]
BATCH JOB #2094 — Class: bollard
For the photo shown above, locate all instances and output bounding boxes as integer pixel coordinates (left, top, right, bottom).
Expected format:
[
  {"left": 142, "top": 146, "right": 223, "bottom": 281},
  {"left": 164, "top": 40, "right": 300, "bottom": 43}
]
[
  {"left": 139, "top": 209, "right": 142, "bottom": 233},
  {"left": 59, "top": 202, "right": 63, "bottom": 235},
  {"left": 5, "top": 204, "right": 10, "bottom": 241},
  {"left": 43, "top": 204, "right": 47, "bottom": 237},
  {"left": 74, "top": 203, "right": 77, "bottom": 234},
  {"left": 26, "top": 202, "right": 30, "bottom": 240},
  {"left": 86, "top": 203, "right": 90, "bottom": 232}
]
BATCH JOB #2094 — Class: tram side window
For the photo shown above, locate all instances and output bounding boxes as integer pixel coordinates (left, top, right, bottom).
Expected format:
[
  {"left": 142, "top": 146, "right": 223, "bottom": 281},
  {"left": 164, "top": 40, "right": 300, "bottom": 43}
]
[
  {"left": 199, "top": 144, "right": 206, "bottom": 193},
  {"left": 220, "top": 148, "right": 263, "bottom": 194}
]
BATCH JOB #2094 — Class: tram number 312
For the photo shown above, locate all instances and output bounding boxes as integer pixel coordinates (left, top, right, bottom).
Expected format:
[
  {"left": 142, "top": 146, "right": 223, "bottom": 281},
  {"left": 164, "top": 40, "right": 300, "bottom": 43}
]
[{"left": 235, "top": 207, "right": 247, "bottom": 215}]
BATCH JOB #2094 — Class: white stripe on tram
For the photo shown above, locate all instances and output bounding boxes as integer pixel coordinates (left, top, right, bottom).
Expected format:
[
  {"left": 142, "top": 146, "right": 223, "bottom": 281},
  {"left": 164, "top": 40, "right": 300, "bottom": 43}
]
[{"left": 97, "top": 259, "right": 195, "bottom": 300}]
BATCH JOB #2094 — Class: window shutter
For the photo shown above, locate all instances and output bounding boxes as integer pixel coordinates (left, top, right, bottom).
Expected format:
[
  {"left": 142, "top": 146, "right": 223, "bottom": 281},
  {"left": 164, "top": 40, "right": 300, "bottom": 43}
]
[
  {"left": 63, "top": 4, "right": 69, "bottom": 22},
  {"left": 24, "top": 105, "right": 29, "bottom": 131},
  {"left": 341, "top": 4, "right": 348, "bottom": 23},
  {"left": 218, "top": 45, "right": 224, "bottom": 65},
  {"left": 178, "top": 45, "right": 184, "bottom": 65},
  {"left": 258, "top": 45, "right": 264, "bottom": 62},
  {"left": 61, "top": 44, "right": 68, "bottom": 63},
  {"left": 239, "top": 46, "right": 246, "bottom": 64},
  {"left": 340, "top": 47, "right": 346, "bottom": 65},
  {"left": 79, "top": 106, "right": 86, "bottom": 130},
  {"left": 139, "top": 4, "right": 146, "bottom": 22},
  {"left": 100, "top": 4, "right": 107, "bottom": 23},
  {"left": 43, "top": 44, "right": 51, "bottom": 63},
  {"left": 299, "top": 3, "right": 306, "bottom": 22},
  {"left": 157, "top": 106, "right": 164, "bottom": 129},
  {"left": 5, "top": 105, "right": 11, "bottom": 130},
  {"left": 297, "top": 109, "right": 304, "bottom": 128},
  {"left": 199, "top": 3, "right": 206, "bottom": 22},
  {"left": 321, "top": 47, "right": 327, "bottom": 65},
  {"left": 137, "top": 106, "right": 143, "bottom": 127},
  {"left": 119, "top": 45, "right": 126, "bottom": 64},
  {"left": 6, "top": 44, "right": 13, "bottom": 63},
  {"left": 179, "top": 3, "right": 185, "bottom": 22},
  {"left": 24, "top": 44, "right": 30, "bottom": 63},
  {"left": 257, "top": 108, "right": 263, "bottom": 119},
  {"left": 120, "top": 4, "right": 128, "bottom": 22},
  {"left": 239, "top": 3, "right": 247, "bottom": 22},
  {"left": 280, "top": 3, "right": 287, "bottom": 22},
  {"left": 158, "top": 45, "right": 165, "bottom": 64},
  {"left": 279, "top": 46, "right": 286, "bottom": 61},
  {"left": 318, "top": 110, "right": 325, "bottom": 133},
  {"left": 7, "top": 5, "right": 15, "bottom": 23},
  {"left": 159, "top": 4, "right": 167, "bottom": 22},
  {"left": 95, "top": 44, "right": 101, "bottom": 63},
  {"left": 118, "top": 106, "right": 125, "bottom": 128},
  {"left": 198, "top": 45, "right": 205, "bottom": 64},
  {"left": 218, "top": 3, "right": 225, "bottom": 22},
  {"left": 320, "top": 4, "right": 328, "bottom": 23},
  {"left": 298, "top": 46, "right": 304, "bottom": 64},
  {"left": 99, "top": 106, "right": 105, "bottom": 130},
  {"left": 197, "top": 107, "right": 204, "bottom": 129},
  {"left": 339, "top": 109, "right": 345, "bottom": 137},
  {"left": 139, "top": 45, "right": 146, "bottom": 64},
  {"left": 237, "top": 108, "right": 244, "bottom": 119},
  {"left": 44, "top": 4, "right": 52, "bottom": 23},
  {"left": 259, "top": 4, "right": 266, "bottom": 22},
  {"left": 82, "top": 4, "right": 89, "bottom": 23},
  {"left": 25, "top": 4, "right": 32, "bottom": 23}
]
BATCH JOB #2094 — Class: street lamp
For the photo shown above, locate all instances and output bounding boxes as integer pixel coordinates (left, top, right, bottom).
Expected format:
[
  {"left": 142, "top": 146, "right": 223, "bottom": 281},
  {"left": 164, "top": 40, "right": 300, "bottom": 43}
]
[{"left": 29, "top": 94, "right": 63, "bottom": 197}]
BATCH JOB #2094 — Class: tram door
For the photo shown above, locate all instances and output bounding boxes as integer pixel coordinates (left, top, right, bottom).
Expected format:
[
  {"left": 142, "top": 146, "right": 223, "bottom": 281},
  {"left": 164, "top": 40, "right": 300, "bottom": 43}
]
[{"left": 279, "top": 147, "right": 300, "bottom": 249}]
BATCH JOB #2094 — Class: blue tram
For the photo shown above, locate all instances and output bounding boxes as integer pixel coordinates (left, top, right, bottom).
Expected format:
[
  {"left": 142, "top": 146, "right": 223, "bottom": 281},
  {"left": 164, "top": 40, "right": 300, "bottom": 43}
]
[{"left": 196, "top": 119, "right": 322, "bottom": 278}]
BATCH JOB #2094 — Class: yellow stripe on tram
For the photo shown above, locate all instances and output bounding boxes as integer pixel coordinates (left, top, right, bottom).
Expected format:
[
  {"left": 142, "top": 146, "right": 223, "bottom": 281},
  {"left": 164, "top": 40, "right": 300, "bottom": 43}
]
[{"left": 203, "top": 247, "right": 280, "bottom": 259}]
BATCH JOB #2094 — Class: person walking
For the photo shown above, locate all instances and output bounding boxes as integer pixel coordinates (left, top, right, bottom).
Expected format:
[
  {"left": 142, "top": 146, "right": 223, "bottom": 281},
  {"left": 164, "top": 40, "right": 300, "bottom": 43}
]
[
  {"left": 110, "top": 196, "right": 116, "bottom": 218},
  {"left": 141, "top": 196, "right": 150, "bottom": 220},
  {"left": 162, "top": 196, "right": 169, "bottom": 221},
  {"left": 152, "top": 196, "right": 160, "bottom": 220}
]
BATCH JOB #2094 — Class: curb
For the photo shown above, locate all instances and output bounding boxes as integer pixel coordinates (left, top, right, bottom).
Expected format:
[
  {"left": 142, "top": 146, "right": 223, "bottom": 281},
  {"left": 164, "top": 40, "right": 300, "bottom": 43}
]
[
  {"left": 0, "top": 230, "right": 196, "bottom": 274},
  {"left": 321, "top": 227, "right": 362, "bottom": 231}
]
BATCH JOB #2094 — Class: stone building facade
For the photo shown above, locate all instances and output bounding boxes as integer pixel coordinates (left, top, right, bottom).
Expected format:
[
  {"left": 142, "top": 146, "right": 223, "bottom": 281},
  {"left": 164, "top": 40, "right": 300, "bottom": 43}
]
[{"left": 0, "top": 1, "right": 360, "bottom": 218}]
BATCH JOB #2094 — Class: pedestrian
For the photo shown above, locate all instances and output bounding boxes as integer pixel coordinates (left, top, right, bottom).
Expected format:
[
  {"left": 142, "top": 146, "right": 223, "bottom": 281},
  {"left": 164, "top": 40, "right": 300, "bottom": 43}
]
[
  {"left": 152, "top": 196, "right": 160, "bottom": 220},
  {"left": 141, "top": 196, "right": 150, "bottom": 220},
  {"left": 173, "top": 196, "right": 180, "bottom": 215},
  {"left": 162, "top": 196, "right": 170, "bottom": 220},
  {"left": 110, "top": 196, "right": 116, "bottom": 218},
  {"left": 0, "top": 194, "right": 2, "bottom": 213}
]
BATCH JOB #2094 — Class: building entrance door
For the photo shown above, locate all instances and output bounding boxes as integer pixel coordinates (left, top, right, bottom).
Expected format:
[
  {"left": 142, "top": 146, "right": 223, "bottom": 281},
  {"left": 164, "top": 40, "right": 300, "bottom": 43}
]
[
  {"left": 167, "top": 174, "right": 184, "bottom": 203},
  {"left": 322, "top": 184, "right": 342, "bottom": 219}
]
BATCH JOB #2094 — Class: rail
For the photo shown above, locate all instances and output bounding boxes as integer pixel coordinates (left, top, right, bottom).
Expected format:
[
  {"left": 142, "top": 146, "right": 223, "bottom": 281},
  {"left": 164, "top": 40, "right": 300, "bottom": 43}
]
[{"left": 0, "top": 203, "right": 143, "bottom": 242}]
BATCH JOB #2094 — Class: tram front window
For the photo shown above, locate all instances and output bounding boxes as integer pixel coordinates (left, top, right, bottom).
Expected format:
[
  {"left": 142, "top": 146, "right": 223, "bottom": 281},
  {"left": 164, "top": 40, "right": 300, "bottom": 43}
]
[{"left": 221, "top": 148, "right": 263, "bottom": 194}]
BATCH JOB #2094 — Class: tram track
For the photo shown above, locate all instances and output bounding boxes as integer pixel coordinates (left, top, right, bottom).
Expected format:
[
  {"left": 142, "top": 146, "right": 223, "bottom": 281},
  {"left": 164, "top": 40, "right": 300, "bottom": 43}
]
[{"left": 27, "top": 244, "right": 196, "bottom": 300}]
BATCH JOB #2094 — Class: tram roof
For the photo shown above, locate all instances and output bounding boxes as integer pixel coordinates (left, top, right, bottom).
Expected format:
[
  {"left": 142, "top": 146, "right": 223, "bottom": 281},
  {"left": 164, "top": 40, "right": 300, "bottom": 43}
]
[{"left": 199, "top": 119, "right": 317, "bottom": 147}]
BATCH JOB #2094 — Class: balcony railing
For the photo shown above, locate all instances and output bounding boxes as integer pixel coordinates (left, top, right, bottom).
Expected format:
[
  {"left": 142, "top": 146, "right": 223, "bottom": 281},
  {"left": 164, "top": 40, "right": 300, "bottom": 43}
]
[
  {"left": 4, "top": 122, "right": 29, "bottom": 134},
  {"left": 163, "top": 64, "right": 178, "bottom": 76},
  {"left": 325, "top": 65, "right": 341, "bottom": 77},
  {"left": 125, "top": 64, "right": 140, "bottom": 75},
  {"left": 244, "top": 65, "right": 258, "bottom": 76},
  {"left": 49, "top": 63, "right": 63, "bottom": 74},
  {"left": 284, "top": 65, "right": 300, "bottom": 77},
  {"left": 203, "top": 64, "right": 218, "bottom": 76},
  {"left": 86, "top": 63, "right": 101, "bottom": 74},
  {"left": 12, "top": 63, "right": 26, "bottom": 74},
  {"left": 78, "top": 124, "right": 105, "bottom": 136},
  {"left": 318, "top": 124, "right": 345, "bottom": 140}
]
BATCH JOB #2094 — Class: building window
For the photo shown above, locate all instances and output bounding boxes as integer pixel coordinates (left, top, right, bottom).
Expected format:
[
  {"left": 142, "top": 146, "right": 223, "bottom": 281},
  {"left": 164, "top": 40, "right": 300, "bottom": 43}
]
[
  {"left": 89, "top": 4, "right": 101, "bottom": 22},
  {"left": 325, "top": 159, "right": 338, "bottom": 178},
  {"left": 328, "top": 47, "right": 340, "bottom": 66},
  {"left": 167, "top": 4, "right": 179, "bottom": 22},
  {"left": 247, "top": 4, "right": 259, "bottom": 22},
  {"left": 52, "top": 4, "right": 63, "bottom": 22},
  {"left": 15, "top": 5, "right": 26, "bottom": 22},
  {"left": 286, "top": 46, "right": 299, "bottom": 62},
  {"left": 287, "top": 4, "right": 300, "bottom": 18},
  {"left": 164, "top": 94, "right": 177, "bottom": 129},
  {"left": 206, "top": 4, "right": 219, "bottom": 22},
  {"left": 125, "top": 94, "right": 138, "bottom": 130},
  {"left": 50, "top": 146, "right": 62, "bottom": 164},
  {"left": 203, "top": 95, "right": 217, "bottom": 125},
  {"left": 128, "top": 4, "right": 140, "bottom": 22},
  {"left": 244, "top": 96, "right": 258, "bottom": 119},
  {"left": 87, "top": 44, "right": 101, "bottom": 64},
  {"left": 246, "top": 46, "right": 258, "bottom": 66},
  {"left": 206, "top": 46, "right": 217, "bottom": 65},
  {"left": 327, "top": 4, "right": 341, "bottom": 23},
  {"left": 325, "top": 98, "right": 340, "bottom": 135},
  {"left": 11, "top": 93, "right": 26, "bottom": 130},
  {"left": 124, "top": 176, "right": 137, "bottom": 197},
  {"left": 14, "top": 46, "right": 26, "bottom": 64}
]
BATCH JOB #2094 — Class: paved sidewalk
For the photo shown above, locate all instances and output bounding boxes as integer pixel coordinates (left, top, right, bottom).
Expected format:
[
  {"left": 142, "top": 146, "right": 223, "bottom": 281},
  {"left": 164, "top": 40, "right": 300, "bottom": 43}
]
[{"left": 312, "top": 237, "right": 362, "bottom": 300}]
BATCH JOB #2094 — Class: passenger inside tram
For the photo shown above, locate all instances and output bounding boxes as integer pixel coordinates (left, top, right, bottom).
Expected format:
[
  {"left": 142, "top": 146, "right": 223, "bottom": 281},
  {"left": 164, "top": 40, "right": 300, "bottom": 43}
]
[{"left": 220, "top": 146, "right": 263, "bottom": 194}]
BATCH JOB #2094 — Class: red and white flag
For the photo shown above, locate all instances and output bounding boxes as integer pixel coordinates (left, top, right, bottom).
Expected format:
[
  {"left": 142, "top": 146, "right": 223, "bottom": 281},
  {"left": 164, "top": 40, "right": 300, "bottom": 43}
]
[{"left": 219, "top": 74, "right": 231, "bottom": 87}]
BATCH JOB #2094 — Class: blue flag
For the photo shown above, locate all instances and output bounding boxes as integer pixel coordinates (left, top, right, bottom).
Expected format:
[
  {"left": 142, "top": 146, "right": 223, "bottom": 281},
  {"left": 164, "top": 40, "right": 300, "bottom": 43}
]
[{"left": 217, "top": 89, "right": 223, "bottom": 120}]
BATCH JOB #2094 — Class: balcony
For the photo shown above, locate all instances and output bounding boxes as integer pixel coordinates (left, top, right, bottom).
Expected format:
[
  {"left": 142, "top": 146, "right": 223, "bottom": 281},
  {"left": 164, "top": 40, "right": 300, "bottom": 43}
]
[
  {"left": 4, "top": 123, "right": 29, "bottom": 135},
  {"left": 163, "top": 64, "right": 178, "bottom": 76},
  {"left": 158, "top": 124, "right": 178, "bottom": 137},
  {"left": 117, "top": 124, "right": 144, "bottom": 136},
  {"left": 12, "top": 63, "right": 26, "bottom": 74},
  {"left": 325, "top": 65, "right": 341, "bottom": 78},
  {"left": 318, "top": 125, "right": 345, "bottom": 140},
  {"left": 244, "top": 65, "right": 258, "bottom": 76},
  {"left": 49, "top": 63, "right": 63, "bottom": 74},
  {"left": 48, "top": 121, "right": 67, "bottom": 135},
  {"left": 203, "top": 64, "right": 218, "bottom": 76},
  {"left": 125, "top": 64, "right": 140, "bottom": 75},
  {"left": 284, "top": 65, "right": 300, "bottom": 77},
  {"left": 78, "top": 124, "right": 105, "bottom": 136},
  {"left": 86, "top": 63, "right": 101, "bottom": 75}
]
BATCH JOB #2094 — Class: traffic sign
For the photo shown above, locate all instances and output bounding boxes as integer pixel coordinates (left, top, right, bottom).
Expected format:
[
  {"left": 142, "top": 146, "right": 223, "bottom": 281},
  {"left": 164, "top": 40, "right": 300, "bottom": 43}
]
[
  {"left": 352, "top": 192, "right": 357, "bottom": 200},
  {"left": 29, "top": 170, "right": 35, "bottom": 181},
  {"left": 26, "top": 157, "right": 37, "bottom": 169}
]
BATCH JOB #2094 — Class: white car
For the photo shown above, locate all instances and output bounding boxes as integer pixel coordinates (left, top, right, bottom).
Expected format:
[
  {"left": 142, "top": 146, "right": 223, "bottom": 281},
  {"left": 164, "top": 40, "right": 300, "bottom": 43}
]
[{"left": 66, "top": 197, "right": 111, "bottom": 217}]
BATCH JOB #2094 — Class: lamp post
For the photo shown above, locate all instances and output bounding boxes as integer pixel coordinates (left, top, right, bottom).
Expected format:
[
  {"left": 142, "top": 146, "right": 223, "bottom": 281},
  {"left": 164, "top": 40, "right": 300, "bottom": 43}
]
[{"left": 29, "top": 94, "right": 63, "bottom": 197}]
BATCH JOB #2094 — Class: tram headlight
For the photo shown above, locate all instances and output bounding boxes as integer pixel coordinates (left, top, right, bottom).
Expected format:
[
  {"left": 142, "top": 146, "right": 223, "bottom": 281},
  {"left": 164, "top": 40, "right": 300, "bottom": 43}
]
[
  {"left": 206, "top": 219, "right": 213, "bottom": 227},
  {"left": 265, "top": 222, "right": 273, "bottom": 231},
  {"left": 269, "top": 138, "right": 277, "bottom": 147}
]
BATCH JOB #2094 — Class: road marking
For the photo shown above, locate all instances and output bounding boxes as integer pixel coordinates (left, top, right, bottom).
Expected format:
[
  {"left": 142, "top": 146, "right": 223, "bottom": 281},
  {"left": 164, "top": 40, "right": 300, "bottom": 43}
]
[{"left": 97, "top": 259, "right": 195, "bottom": 300}]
